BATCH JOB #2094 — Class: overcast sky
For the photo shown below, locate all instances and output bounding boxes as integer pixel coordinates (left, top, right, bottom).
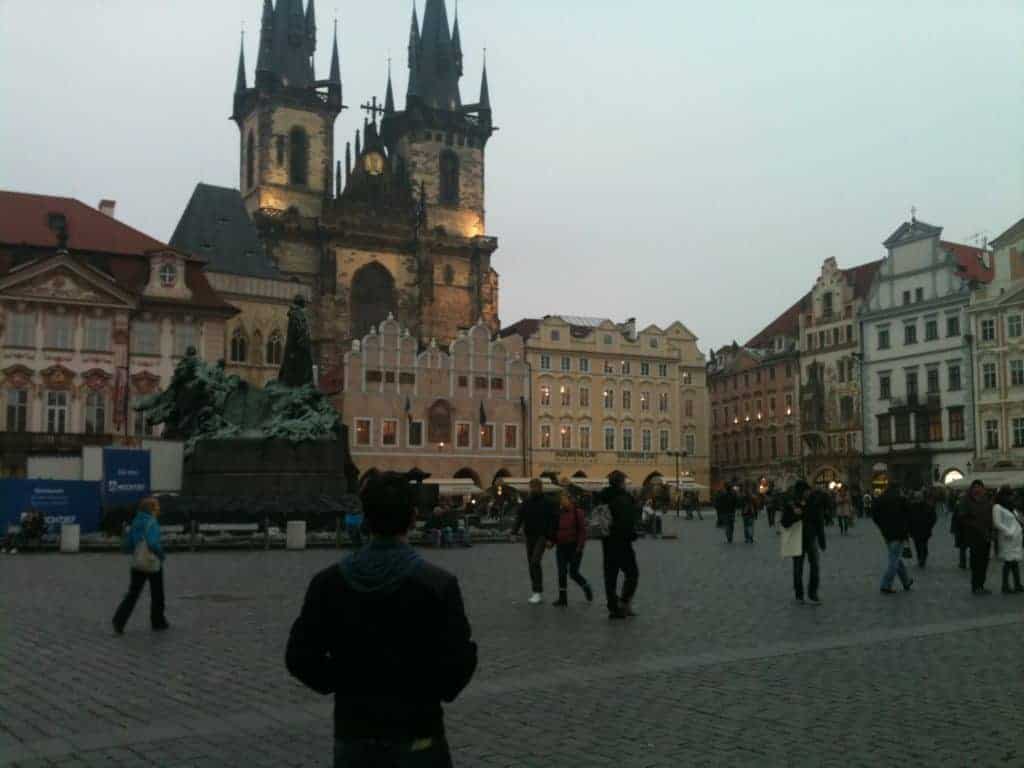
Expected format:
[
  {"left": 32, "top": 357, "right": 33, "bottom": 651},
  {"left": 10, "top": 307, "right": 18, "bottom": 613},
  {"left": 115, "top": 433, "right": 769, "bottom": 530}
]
[{"left": 2, "top": 0, "right": 1022, "bottom": 350}]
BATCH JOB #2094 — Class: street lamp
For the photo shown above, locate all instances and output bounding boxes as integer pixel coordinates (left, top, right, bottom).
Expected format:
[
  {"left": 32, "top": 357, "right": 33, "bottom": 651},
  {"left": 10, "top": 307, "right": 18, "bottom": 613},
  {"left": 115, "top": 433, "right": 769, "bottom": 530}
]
[{"left": 667, "top": 450, "right": 688, "bottom": 516}]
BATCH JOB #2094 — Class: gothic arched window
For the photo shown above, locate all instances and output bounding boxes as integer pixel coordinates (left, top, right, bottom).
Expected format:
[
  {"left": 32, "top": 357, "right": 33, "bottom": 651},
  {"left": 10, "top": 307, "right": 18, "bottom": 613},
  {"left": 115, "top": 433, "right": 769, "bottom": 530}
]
[
  {"left": 351, "top": 262, "right": 397, "bottom": 340},
  {"left": 266, "top": 331, "right": 283, "bottom": 366},
  {"left": 252, "top": 331, "right": 264, "bottom": 365},
  {"left": 290, "top": 127, "right": 308, "bottom": 186},
  {"left": 439, "top": 150, "right": 459, "bottom": 205},
  {"left": 230, "top": 328, "right": 248, "bottom": 363},
  {"left": 246, "top": 130, "right": 255, "bottom": 190}
]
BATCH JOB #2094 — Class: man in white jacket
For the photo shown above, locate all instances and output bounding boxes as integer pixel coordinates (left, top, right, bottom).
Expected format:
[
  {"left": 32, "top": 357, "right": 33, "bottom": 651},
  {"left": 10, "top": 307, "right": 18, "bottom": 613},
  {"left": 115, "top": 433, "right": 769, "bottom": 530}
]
[{"left": 992, "top": 487, "right": 1023, "bottom": 594}]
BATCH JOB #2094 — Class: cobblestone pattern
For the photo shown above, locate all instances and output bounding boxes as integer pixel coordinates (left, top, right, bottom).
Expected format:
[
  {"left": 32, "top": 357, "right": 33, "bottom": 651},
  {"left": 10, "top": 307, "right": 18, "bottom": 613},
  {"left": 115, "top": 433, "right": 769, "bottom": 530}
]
[{"left": 2, "top": 514, "right": 1022, "bottom": 766}]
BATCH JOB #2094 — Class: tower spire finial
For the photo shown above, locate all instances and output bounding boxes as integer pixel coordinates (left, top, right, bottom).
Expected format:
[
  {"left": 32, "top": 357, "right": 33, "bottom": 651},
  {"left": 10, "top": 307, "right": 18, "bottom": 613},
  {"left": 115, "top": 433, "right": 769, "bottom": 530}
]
[
  {"left": 479, "top": 48, "right": 490, "bottom": 111},
  {"left": 384, "top": 56, "right": 396, "bottom": 114},
  {"left": 328, "top": 12, "right": 342, "bottom": 109}
]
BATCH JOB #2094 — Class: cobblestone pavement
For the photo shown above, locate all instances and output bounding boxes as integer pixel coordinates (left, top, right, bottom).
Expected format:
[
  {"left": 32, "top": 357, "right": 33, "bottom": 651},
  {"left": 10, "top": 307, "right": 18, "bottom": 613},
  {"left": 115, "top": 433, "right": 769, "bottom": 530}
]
[{"left": 2, "top": 514, "right": 1022, "bottom": 767}]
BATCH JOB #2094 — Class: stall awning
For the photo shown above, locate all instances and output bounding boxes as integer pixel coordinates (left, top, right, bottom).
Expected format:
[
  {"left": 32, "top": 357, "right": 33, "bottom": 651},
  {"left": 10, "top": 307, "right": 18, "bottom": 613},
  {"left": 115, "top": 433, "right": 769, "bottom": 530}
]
[
  {"left": 666, "top": 480, "right": 709, "bottom": 491},
  {"left": 947, "top": 471, "right": 1024, "bottom": 490},
  {"left": 569, "top": 478, "right": 636, "bottom": 492},
  {"left": 496, "top": 477, "right": 558, "bottom": 492},
  {"left": 420, "top": 479, "right": 482, "bottom": 496}
]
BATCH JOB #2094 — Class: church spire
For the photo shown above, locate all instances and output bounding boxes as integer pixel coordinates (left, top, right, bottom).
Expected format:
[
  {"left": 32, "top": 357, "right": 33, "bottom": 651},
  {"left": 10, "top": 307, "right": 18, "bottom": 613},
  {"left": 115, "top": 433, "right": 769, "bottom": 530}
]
[
  {"left": 412, "top": 0, "right": 461, "bottom": 110},
  {"left": 306, "top": 0, "right": 317, "bottom": 47},
  {"left": 235, "top": 31, "right": 247, "bottom": 94},
  {"left": 452, "top": 1, "right": 463, "bottom": 77},
  {"left": 327, "top": 18, "right": 342, "bottom": 109},
  {"left": 255, "top": 0, "right": 275, "bottom": 86},
  {"left": 384, "top": 60, "right": 396, "bottom": 114},
  {"left": 479, "top": 54, "right": 490, "bottom": 110}
]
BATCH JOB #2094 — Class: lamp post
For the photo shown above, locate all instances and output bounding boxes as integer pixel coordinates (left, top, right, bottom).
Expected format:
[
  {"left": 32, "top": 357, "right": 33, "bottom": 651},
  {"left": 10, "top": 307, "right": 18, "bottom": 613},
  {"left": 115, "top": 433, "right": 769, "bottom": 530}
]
[{"left": 667, "top": 450, "right": 688, "bottom": 515}]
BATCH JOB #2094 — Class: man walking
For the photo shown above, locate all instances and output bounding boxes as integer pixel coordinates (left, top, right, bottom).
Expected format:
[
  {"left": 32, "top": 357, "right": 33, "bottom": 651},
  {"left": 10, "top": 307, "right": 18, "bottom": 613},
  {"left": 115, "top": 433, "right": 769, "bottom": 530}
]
[
  {"left": 874, "top": 484, "right": 914, "bottom": 594},
  {"left": 286, "top": 470, "right": 477, "bottom": 767},
  {"left": 112, "top": 497, "right": 169, "bottom": 635},
  {"left": 715, "top": 485, "right": 738, "bottom": 544},
  {"left": 510, "top": 479, "right": 557, "bottom": 605},
  {"left": 781, "top": 481, "right": 827, "bottom": 605},
  {"left": 908, "top": 490, "right": 938, "bottom": 568},
  {"left": 597, "top": 471, "right": 640, "bottom": 620},
  {"left": 960, "top": 480, "right": 995, "bottom": 595}
]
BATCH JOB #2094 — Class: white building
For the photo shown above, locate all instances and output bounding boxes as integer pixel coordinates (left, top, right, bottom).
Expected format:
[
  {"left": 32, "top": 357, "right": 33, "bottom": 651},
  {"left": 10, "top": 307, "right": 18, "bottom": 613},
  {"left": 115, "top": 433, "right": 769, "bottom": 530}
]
[{"left": 860, "top": 217, "right": 991, "bottom": 491}]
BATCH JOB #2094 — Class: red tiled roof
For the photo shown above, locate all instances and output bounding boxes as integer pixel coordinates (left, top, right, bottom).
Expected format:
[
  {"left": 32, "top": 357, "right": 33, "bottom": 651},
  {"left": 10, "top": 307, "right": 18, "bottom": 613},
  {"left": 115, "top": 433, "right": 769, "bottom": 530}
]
[
  {"left": 746, "top": 293, "right": 808, "bottom": 348},
  {"left": 0, "top": 190, "right": 166, "bottom": 255},
  {"left": 844, "top": 259, "right": 883, "bottom": 299},
  {"left": 942, "top": 241, "right": 993, "bottom": 284}
]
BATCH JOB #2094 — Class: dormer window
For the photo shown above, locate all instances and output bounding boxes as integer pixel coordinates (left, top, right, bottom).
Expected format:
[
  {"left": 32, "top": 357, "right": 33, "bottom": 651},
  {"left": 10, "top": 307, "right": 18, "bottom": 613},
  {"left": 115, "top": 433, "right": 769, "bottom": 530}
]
[{"left": 159, "top": 263, "right": 178, "bottom": 288}]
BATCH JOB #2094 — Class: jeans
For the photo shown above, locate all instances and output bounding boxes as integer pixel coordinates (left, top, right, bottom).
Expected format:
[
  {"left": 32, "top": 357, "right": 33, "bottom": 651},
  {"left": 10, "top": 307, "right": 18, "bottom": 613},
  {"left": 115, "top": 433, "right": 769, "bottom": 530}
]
[
  {"left": 881, "top": 540, "right": 911, "bottom": 590},
  {"left": 113, "top": 568, "right": 166, "bottom": 630},
  {"left": 555, "top": 542, "right": 589, "bottom": 592},
  {"left": 742, "top": 517, "right": 754, "bottom": 543},
  {"left": 334, "top": 737, "right": 452, "bottom": 768},
  {"left": 969, "top": 539, "right": 990, "bottom": 591},
  {"left": 602, "top": 538, "right": 638, "bottom": 610},
  {"left": 525, "top": 536, "right": 545, "bottom": 593},
  {"left": 792, "top": 539, "right": 820, "bottom": 600}
]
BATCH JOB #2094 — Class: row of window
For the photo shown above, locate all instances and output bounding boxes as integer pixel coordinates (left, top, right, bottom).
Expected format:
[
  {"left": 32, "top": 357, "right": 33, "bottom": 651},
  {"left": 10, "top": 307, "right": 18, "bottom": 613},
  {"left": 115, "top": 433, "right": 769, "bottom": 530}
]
[
  {"left": 352, "top": 418, "right": 519, "bottom": 451},
  {"left": 538, "top": 385, "right": 678, "bottom": 414},
  {"left": 538, "top": 355, "right": 672, "bottom": 378},
  {"left": 979, "top": 359, "right": 1024, "bottom": 391},
  {"left": 538, "top": 423, "right": 696, "bottom": 455},
  {"left": 877, "top": 315, "right": 960, "bottom": 350},
  {"left": 982, "top": 417, "right": 1024, "bottom": 451},
  {"left": 4, "top": 389, "right": 153, "bottom": 436},
  {"left": 806, "top": 324, "right": 854, "bottom": 352},
  {"left": 979, "top": 316, "right": 1024, "bottom": 344},
  {"left": 714, "top": 394, "right": 795, "bottom": 426},
  {"left": 715, "top": 432, "right": 798, "bottom": 464},
  {"left": 3, "top": 313, "right": 203, "bottom": 358},
  {"left": 711, "top": 363, "right": 795, "bottom": 394},
  {"left": 878, "top": 362, "right": 962, "bottom": 400},
  {"left": 877, "top": 407, "right": 965, "bottom": 445},
  {"left": 229, "top": 328, "right": 283, "bottom": 366},
  {"left": 547, "top": 330, "right": 664, "bottom": 350}
]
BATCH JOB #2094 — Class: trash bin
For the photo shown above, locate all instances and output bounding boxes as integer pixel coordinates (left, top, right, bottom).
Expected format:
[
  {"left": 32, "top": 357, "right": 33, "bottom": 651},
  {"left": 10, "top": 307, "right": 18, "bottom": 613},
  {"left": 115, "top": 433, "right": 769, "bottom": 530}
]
[
  {"left": 60, "top": 523, "right": 81, "bottom": 554},
  {"left": 286, "top": 520, "right": 307, "bottom": 551}
]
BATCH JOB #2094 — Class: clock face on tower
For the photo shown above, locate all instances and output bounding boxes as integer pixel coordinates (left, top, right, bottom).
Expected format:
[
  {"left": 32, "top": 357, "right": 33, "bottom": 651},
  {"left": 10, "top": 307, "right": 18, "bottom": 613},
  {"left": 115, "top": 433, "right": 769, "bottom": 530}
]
[{"left": 363, "top": 152, "right": 385, "bottom": 176}]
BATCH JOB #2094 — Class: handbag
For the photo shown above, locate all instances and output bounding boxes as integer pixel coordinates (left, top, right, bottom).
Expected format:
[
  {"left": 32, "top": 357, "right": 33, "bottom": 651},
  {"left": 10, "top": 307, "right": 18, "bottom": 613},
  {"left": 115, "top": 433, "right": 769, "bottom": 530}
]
[
  {"left": 588, "top": 504, "right": 612, "bottom": 539},
  {"left": 780, "top": 521, "right": 803, "bottom": 558},
  {"left": 132, "top": 521, "right": 161, "bottom": 574}
]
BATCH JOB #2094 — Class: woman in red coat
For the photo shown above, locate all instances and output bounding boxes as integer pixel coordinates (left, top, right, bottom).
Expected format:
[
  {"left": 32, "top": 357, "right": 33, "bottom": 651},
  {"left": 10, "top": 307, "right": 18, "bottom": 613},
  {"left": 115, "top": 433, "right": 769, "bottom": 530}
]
[{"left": 552, "top": 494, "right": 594, "bottom": 606}]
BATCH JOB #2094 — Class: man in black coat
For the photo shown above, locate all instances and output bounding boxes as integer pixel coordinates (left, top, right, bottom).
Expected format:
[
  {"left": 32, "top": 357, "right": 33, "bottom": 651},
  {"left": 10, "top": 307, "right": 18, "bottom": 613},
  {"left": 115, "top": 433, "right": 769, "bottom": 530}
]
[
  {"left": 908, "top": 491, "right": 938, "bottom": 568},
  {"left": 598, "top": 471, "right": 641, "bottom": 620},
  {"left": 286, "top": 471, "right": 477, "bottom": 767},
  {"left": 781, "top": 481, "right": 827, "bottom": 605},
  {"left": 874, "top": 484, "right": 914, "bottom": 594},
  {"left": 714, "top": 485, "right": 738, "bottom": 543},
  {"left": 510, "top": 479, "right": 558, "bottom": 604}
]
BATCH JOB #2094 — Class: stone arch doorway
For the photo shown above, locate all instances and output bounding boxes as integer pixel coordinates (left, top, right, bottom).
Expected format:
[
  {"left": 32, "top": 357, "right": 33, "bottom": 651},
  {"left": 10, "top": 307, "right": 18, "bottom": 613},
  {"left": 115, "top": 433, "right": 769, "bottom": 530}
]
[
  {"left": 492, "top": 468, "right": 512, "bottom": 488},
  {"left": 572, "top": 470, "right": 588, "bottom": 478},
  {"left": 351, "top": 262, "right": 397, "bottom": 340},
  {"left": 453, "top": 467, "right": 481, "bottom": 488}
]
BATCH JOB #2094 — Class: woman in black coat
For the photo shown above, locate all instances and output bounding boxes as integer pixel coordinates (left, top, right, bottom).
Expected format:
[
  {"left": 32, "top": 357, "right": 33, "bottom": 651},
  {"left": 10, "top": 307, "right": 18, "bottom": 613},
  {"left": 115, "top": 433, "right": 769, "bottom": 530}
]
[
  {"left": 908, "top": 491, "right": 938, "bottom": 568},
  {"left": 950, "top": 491, "right": 967, "bottom": 569}
]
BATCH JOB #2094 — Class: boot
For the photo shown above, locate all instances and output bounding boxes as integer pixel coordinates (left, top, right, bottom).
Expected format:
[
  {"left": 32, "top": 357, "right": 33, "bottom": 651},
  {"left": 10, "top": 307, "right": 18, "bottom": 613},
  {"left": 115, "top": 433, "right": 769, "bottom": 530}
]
[
  {"left": 552, "top": 590, "right": 568, "bottom": 607},
  {"left": 582, "top": 582, "right": 594, "bottom": 602}
]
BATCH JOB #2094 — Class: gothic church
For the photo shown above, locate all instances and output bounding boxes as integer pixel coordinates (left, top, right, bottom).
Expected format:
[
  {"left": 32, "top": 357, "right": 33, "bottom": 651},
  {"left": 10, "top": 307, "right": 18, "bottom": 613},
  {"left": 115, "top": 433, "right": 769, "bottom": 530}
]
[{"left": 171, "top": 0, "right": 498, "bottom": 382}]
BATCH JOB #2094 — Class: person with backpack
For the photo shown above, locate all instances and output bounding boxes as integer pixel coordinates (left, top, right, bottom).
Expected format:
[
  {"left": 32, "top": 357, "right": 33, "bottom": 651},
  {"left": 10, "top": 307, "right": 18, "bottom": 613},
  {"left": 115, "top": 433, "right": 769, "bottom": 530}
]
[
  {"left": 552, "top": 494, "right": 594, "bottom": 606},
  {"left": 286, "top": 470, "right": 476, "bottom": 767},
  {"left": 112, "top": 497, "right": 169, "bottom": 635},
  {"left": 596, "top": 471, "right": 640, "bottom": 620}
]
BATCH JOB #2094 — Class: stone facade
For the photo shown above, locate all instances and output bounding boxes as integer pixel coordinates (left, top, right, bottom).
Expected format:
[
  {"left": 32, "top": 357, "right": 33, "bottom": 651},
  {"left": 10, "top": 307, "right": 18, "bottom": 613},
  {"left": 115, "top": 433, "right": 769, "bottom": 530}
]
[
  {"left": 503, "top": 316, "right": 710, "bottom": 492},
  {"left": 861, "top": 219, "right": 986, "bottom": 491},
  {"left": 338, "top": 316, "right": 529, "bottom": 486},
  {"left": 968, "top": 215, "right": 1024, "bottom": 472}
]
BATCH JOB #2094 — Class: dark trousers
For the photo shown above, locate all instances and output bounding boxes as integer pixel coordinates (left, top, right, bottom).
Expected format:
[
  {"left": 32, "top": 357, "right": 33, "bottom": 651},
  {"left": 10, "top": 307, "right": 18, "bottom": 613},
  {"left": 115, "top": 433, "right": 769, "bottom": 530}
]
[
  {"left": 913, "top": 537, "right": 929, "bottom": 567},
  {"left": 555, "top": 542, "right": 589, "bottom": 592},
  {"left": 722, "top": 516, "right": 735, "bottom": 543},
  {"left": 1002, "top": 562, "right": 1022, "bottom": 591},
  {"left": 525, "top": 536, "right": 544, "bottom": 593},
  {"left": 742, "top": 517, "right": 754, "bottom": 543},
  {"left": 334, "top": 737, "right": 452, "bottom": 768},
  {"left": 969, "top": 540, "right": 990, "bottom": 591},
  {"left": 958, "top": 546, "right": 968, "bottom": 569},
  {"left": 838, "top": 517, "right": 850, "bottom": 535},
  {"left": 113, "top": 568, "right": 166, "bottom": 630},
  {"left": 767, "top": 509, "right": 776, "bottom": 528},
  {"left": 792, "top": 540, "right": 820, "bottom": 600},
  {"left": 602, "top": 538, "right": 638, "bottom": 610}
]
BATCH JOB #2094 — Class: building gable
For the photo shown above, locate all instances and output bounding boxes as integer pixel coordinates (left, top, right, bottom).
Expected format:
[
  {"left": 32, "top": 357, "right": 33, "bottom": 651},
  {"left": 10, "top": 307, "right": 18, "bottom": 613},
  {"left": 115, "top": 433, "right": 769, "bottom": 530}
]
[{"left": 0, "top": 253, "right": 137, "bottom": 309}]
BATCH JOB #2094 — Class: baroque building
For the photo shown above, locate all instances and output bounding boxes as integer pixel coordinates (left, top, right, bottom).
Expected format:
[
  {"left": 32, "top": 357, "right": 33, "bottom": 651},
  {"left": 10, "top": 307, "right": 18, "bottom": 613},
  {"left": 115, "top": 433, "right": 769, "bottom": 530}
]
[
  {"left": 861, "top": 218, "right": 990, "bottom": 492},
  {"left": 171, "top": 0, "right": 499, "bottom": 387}
]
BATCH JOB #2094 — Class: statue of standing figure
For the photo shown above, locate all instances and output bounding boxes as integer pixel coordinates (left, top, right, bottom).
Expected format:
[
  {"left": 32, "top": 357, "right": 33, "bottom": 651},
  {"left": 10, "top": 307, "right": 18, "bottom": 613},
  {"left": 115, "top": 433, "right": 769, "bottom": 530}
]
[{"left": 279, "top": 294, "right": 315, "bottom": 388}]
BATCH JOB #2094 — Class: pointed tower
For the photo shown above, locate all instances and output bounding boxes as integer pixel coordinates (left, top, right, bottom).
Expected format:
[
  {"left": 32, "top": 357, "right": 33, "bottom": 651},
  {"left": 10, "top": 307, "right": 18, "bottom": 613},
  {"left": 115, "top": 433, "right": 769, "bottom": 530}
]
[
  {"left": 233, "top": 0, "right": 344, "bottom": 218},
  {"left": 452, "top": 3, "right": 464, "bottom": 77},
  {"left": 232, "top": 33, "right": 247, "bottom": 120},
  {"left": 384, "top": 63, "right": 396, "bottom": 115}
]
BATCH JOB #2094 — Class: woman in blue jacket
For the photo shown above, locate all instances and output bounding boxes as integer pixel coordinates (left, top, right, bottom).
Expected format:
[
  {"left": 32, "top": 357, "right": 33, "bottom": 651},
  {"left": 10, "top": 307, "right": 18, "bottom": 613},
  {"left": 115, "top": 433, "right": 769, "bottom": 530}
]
[{"left": 112, "top": 497, "right": 169, "bottom": 634}]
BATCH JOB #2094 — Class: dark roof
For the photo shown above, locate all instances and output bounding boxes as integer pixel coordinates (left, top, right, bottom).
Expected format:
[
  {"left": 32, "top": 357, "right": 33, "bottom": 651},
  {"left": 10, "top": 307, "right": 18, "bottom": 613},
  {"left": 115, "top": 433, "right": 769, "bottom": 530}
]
[
  {"left": 170, "top": 183, "right": 278, "bottom": 278},
  {"left": 746, "top": 293, "right": 809, "bottom": 348},
  {"left": 991, "top": 216, "right": 1024, "bottom": 249},
  {"left": 0, "top": 190, "right": 165, "bottom": 255},
  {"left": 409, "top": 0, "right": 462, "bottom": 110},
  {"left": 845, "top": 259, "right": 883, "bottom": 299},
  {"left": 500, "top": 318, "right": 541, "bottom": 341},
  {"left": 942, "top": 241, "right": 993, "bottom": 284}
]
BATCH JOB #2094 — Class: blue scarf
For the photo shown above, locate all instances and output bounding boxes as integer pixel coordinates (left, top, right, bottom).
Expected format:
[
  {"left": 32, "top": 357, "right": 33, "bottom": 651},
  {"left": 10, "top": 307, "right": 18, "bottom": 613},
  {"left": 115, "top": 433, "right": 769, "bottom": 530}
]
[{"left": 339, "top": 538, "right": 424, "bottom": 596}]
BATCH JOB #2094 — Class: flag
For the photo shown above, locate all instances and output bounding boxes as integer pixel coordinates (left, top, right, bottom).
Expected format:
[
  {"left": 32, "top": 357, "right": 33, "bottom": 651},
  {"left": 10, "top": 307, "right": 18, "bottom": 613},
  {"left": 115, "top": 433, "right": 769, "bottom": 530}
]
[{"left": 479, "top": 401, "right": 488, "bottom": 426}]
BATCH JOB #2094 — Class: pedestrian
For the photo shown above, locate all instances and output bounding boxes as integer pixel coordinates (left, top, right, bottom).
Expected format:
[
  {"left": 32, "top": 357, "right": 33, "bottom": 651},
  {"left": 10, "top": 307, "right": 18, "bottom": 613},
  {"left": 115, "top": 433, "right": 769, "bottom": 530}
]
[
  {"left": 597, "top": 471, "right": 640, "bottom": 620},
  {"left": 684, "top": 492, "right": 703, "bottom": 521},
  {"left": 286, "top": 470, "right": 477, "bottom": 768},
  {"left": 714, "top": 485, "right": 738, "bottom": 544},
  {"left": 766, "top": 489, "right": 780, "bottom": 530},
  {"left": 861, "top": 492, "right": 873, "bottom": 520},
  {"left": 992, "top": 487, "right": 1023, "bottom": 595},
  {"left": 959, "top": 480, "right": 995, "bottom": 595},
  {"left": 836, "top": 488, "right": 853, "bottom": 536},
  {"left": 111, "top": 497, "right": 169, "bottom": 635},
  {"left": 873, "top": 484, "right": 915, "bottom": 594},
  {"left": 552, "top": 494, "right": 594, "bottom": 606},
  {"left": 741, "top": 492, "right": 757, "bottom": 544},
  {"left": 345, "top": 501, "right": 365, "bottom": 549},
  {"left": 908, "top": 490, "right": 938, "bottom": 568},
  {"left": 950, "top": 491, "right": 969, "bottom": 569},
  {"left": 780, "top": 481, "right": 827, "bottom": 605},
  {"left": 510, "top": 479, "right": 557, "bottom": 605}
]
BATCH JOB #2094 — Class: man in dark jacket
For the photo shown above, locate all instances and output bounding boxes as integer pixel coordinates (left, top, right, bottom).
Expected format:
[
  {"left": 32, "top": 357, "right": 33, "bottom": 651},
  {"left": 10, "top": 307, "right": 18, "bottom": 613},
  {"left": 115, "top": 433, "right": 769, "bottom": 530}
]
[
  {"left": 959, "top": 480, "right": 995, "bottom": 595},
  {"left": 286, "top": 471, "right": 477, "bottom": 767},
  {"left": 873, "top": 485, "right": 914, "bottom": 594},
  {"left": 714, "top": 485, "right": 738, "bottom": 543},
  {"left": 908, "top": 491, "right": 938, "bottom": 568},
  {"left": 598, "top": 471, "right": 640, "bottom": 619},
  {"left": 510, "top": 479, "right": 557, "bottom": 605},
  {"left": 781, "top": 481, "right": 827, "bottom": 605}
]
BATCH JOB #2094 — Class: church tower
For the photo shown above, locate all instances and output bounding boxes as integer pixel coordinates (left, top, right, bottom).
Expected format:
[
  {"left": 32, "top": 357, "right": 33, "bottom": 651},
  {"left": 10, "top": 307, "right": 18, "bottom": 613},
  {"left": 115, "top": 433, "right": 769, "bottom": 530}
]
[
  {"left": 382, "top": 0, "right": 495, "bottom": 239},
  {"left": 232, "top": 0, "right": 343, "bottom": 219}
]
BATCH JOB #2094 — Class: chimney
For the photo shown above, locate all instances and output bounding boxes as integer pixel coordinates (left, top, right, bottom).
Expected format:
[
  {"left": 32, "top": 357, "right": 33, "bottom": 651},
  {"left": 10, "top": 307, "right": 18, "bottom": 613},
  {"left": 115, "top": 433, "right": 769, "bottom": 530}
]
[{"left": 98, "top": 199, "right": 116, "bottom": 218}]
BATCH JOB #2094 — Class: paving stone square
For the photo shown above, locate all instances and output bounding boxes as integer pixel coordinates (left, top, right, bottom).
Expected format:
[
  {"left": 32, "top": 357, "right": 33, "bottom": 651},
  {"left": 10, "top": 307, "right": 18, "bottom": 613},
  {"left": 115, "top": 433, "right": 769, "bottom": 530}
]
[{"left": 2, "top": 514, "right": 1022, "bottom": 767}]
